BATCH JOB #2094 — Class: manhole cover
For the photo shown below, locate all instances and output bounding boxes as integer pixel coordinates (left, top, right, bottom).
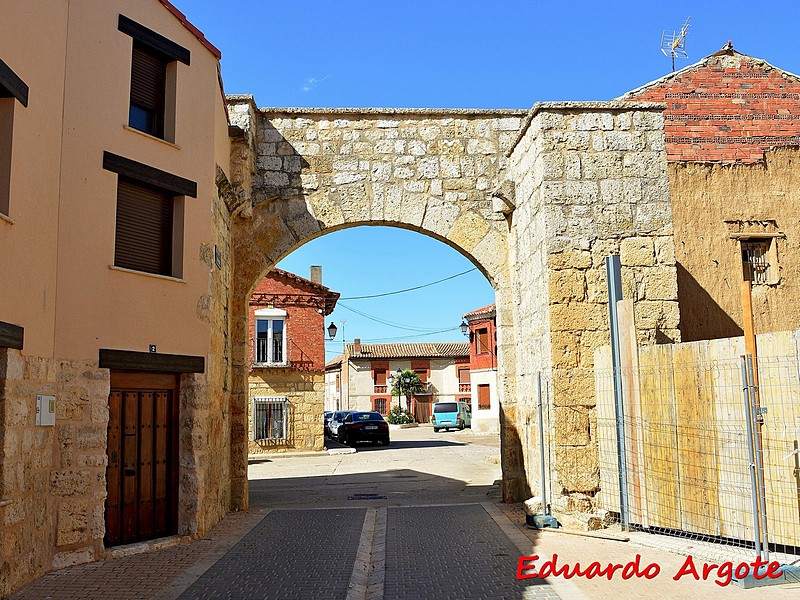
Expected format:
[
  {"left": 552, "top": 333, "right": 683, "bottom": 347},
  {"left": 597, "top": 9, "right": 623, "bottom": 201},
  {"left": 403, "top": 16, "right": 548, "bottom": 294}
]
[{"left": 347, "top": 493, "right": 388, "bottom": 500}]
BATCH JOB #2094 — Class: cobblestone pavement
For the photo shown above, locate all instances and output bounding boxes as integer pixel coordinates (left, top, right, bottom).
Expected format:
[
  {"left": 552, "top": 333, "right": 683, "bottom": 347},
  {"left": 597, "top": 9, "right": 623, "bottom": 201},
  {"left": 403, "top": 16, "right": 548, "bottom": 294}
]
[{"left": 9, "top": 503, "right": 560, "bottom": 600}]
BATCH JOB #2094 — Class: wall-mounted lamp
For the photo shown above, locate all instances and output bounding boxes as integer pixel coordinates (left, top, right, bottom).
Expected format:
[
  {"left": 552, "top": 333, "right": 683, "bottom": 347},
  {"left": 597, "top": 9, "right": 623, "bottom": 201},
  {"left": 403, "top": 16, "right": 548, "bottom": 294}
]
[{"left": 327, "top": 322, "right": 338, "bottom": 340}]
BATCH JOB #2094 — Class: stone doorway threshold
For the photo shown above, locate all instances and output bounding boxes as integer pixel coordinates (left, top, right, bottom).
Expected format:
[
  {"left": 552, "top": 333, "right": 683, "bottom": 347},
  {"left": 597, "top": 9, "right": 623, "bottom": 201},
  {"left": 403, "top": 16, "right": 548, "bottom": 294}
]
[{"left": 103, "top": 534, "right": 193, "bottom": 560}]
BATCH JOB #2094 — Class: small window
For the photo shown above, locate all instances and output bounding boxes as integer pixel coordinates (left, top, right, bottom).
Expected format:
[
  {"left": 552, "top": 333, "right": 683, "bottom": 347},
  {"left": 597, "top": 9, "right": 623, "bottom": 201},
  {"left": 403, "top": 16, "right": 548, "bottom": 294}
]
[
  {"left": 372, "top": 397, "right": 388, "bottom": 415},
  {"left": 373, "top": 368, "right": 387, "bottom": 386},
  {"left": 741, "top": 239, "right": 778, "bottom": 285},
  {"left": 118, "top": 15, "right": 189, "bottom": 143},
  {"left": 0, "top": 57, "right": 28, "bottom": 217},
  {"left": 252, "top": 396, "right": 288, "bottom": 441},
  {"left": 115, "top": 178, "right": 177, "bottom": 276},
  {"left": 255, "top": 317, "right": 286, "bottom": 365},
  {"left": 477, "top": 384, "right": 491, "bottom": 410},
  {"left": 129, "top": 43, "right": 167, "bottom": 138},
  {"left": 104, "top": 153, "right": 194, "bottom": 279},
  {"left": 0, "top": 98, "right": 12, "bottom": 216},
  {"left": 476, "top": 328, "right": 490, "bottom": 354}
]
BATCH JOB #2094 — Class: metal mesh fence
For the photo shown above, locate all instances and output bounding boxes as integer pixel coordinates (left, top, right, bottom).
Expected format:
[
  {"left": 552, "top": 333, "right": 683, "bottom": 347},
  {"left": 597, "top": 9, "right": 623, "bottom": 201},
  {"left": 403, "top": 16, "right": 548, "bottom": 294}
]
[{"left": 588, "top": 340, "right": 800, "bottom": 559}]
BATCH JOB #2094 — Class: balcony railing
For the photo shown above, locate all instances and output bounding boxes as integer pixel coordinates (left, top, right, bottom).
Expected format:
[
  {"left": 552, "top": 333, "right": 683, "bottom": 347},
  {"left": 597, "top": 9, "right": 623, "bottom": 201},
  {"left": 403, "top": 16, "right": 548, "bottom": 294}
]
[
  {"left": 251, "top": 337, "right": 314, "bottom": 370},
  {"left": 373, "top": 385, "right": 388, "bottom": 394},
  {"left": 459, "top": 383, "right": 471, "bottom": 393}
]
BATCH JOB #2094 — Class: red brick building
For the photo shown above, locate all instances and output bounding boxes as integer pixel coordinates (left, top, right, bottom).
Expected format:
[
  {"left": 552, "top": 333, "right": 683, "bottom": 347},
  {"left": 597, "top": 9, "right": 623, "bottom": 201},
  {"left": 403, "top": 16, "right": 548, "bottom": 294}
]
[
  {"left": 622, "top": 43, "right": 800, "bottom": 164},
  {"left": 248, "top": 267, "right": 339, "bottom": 453},
  {"left": 622, "top": 45, "right": 800, "bottom": 341},
  {"left": 248, "top": 267, "right": 339, "bottom": 370},
  {"left": 463, "top": 304, "right": 499, "bottom": 432}
]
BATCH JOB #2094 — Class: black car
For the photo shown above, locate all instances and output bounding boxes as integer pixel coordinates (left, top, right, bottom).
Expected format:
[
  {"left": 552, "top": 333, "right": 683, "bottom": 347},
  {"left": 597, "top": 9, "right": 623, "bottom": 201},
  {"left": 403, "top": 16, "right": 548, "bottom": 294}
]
[
  {"left": 323, "top": 411, "right": 333, "bottom": 437},
  {"left": 337, "top": 411, "right": 390, "bottom": 446}
]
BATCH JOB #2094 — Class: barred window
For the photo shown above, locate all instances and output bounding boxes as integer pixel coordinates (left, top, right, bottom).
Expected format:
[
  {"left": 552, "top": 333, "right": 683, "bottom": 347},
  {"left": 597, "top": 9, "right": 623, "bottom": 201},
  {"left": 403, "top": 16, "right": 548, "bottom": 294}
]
[
  {"left": 741, "top": 239, "right": 776, "bottom": 285},
  {"left": 252, "top": 397, "right": 288, "bottom": 441},
  {"left": 372, "top": 397, "right": 388, "bottom": 415}
]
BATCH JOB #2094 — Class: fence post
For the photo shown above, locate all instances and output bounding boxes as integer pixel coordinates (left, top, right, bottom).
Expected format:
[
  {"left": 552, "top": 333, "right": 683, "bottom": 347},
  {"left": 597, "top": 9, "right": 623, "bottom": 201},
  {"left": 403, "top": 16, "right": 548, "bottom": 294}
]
[
  {"left": 537, "top": 372, "right": 548, "bottom": 510},
  {"left": 605, "top": 255, "right": 630, "bottom": 530},
  {"left": 741, "top": 356, "right": 763, "bottom": 559}
]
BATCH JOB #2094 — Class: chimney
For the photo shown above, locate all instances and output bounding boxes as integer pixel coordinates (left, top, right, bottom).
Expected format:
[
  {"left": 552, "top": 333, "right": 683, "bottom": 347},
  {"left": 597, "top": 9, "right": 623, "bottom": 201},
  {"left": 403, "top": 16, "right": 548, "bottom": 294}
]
[
  {"left": 353, "top": 338, "right": 361, "bottom": 354},
  {"left": 310, "top": 265, "right": 322, "bottom": 285}
]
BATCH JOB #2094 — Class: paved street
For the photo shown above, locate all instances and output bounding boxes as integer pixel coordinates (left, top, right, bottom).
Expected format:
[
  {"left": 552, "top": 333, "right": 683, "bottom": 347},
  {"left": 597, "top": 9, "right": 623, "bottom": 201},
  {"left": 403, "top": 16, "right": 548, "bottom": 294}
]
[{"left": 10, "top": 426, "right": 796, "bottom": 599}]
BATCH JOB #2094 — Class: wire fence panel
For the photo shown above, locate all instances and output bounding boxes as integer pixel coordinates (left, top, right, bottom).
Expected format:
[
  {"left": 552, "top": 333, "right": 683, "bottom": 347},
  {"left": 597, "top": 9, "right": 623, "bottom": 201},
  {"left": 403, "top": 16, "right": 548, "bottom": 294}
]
[{"left": 594, "top": 330, "right": 800, "bottom": 556}]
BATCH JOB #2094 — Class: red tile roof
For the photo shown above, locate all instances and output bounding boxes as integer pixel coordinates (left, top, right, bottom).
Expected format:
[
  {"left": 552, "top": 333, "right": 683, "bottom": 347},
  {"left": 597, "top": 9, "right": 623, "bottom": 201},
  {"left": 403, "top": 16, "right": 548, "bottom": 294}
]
[
  {"left": 159, "top": 0, "right": 222, "bottom": 59},
  {"left": 463, "top": 304, "right": 496, "bottom": 320},
  {"left": 345, "top": 342, "right": 469, "bottom": 360}
]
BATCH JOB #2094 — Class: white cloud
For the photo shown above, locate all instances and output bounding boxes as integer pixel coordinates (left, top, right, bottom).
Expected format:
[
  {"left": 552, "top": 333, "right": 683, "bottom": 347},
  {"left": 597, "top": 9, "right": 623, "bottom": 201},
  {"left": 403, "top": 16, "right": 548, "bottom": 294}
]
[{"left": 302, "top": 75, "right": 329, "bottom": 93}]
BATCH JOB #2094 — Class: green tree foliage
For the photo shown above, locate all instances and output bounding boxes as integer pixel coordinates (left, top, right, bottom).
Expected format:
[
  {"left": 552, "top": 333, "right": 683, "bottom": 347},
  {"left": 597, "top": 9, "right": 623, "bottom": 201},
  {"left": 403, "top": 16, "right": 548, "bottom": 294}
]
[{"left": 390, "top": 369, "right": 425, "bottom": 411}]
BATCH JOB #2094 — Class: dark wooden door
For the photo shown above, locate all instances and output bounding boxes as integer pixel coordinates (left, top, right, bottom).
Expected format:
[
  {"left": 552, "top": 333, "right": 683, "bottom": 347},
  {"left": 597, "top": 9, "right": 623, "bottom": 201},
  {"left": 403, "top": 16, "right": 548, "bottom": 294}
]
[
  {"left": 414, "top": 397, "right": 432, "bottom": 423},
  {"left": 105, "top": 373, "right": 178, "bottom": 547}
]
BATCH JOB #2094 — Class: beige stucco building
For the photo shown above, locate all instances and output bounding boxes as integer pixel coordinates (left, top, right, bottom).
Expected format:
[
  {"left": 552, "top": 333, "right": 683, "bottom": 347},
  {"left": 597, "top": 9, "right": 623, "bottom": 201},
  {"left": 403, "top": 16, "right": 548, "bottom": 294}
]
[
  {"left": 326, "top": 341, "right": 471, "bottom": 423},
  {"left": 1, "top": 1, "right": 233, "bottom": 594}
]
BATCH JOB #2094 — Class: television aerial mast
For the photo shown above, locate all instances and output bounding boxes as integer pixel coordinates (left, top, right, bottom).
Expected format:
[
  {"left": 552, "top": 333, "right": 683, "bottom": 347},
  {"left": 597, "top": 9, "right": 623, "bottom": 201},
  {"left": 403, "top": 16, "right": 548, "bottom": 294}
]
[{"left": 661, "top": 17, "right": 690, "bottom": 71}]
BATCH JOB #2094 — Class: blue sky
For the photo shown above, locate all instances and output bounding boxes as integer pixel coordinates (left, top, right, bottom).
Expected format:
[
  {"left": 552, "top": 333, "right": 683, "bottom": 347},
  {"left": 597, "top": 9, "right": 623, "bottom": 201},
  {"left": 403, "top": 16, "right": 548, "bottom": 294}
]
[{"left": 171, "top": 1, "right": 800, "bottom": 358}]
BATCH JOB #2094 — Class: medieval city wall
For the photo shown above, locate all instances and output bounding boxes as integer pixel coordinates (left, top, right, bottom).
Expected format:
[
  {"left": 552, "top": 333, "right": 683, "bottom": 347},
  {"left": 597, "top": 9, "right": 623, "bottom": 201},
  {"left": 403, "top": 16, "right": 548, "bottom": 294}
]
[{"left": 506, "top": 102, "right": 680, "bottom": 512}]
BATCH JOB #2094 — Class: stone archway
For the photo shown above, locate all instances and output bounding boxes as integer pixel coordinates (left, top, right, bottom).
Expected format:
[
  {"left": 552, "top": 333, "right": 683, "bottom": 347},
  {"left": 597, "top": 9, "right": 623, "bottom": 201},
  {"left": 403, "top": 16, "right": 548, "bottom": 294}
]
[
  {"left": 221, "top": 98, "right": 681, "bottom": 515},
  {"left": 225, "top": 99, "right": 530, "bottom": 508}
]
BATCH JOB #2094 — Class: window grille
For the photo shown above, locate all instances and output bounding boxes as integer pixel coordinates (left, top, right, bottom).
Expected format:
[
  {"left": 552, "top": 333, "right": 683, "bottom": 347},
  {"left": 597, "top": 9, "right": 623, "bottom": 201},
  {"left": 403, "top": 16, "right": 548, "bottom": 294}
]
[
  {"left": 372, "top": 397, "right": 388, "bottom": 415},
  {"left": 252, "top": 396, "right": 288, "bottom": 441},
  {"left": 741, "top": 240, "right": 770, "bottom": 284}
]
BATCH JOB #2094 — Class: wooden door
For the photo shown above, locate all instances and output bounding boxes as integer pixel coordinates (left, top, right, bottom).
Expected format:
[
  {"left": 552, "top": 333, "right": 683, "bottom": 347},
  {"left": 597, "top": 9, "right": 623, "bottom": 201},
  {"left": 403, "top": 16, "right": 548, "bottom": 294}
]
[
  {"left": 414, "top": 397, "right": 432, "bottom": 423},
  {"left": 105, "top": 372, "right": 178, "bottom": 547}
]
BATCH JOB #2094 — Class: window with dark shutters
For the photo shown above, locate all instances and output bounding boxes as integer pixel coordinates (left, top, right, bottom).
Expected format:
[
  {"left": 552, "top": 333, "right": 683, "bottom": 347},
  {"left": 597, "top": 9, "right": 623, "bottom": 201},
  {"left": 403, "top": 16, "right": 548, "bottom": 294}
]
[
  {"left": 129, "top": 43, "right": 166, "bottom": 138},
  {"left": 115, "top": 179, "right": 173, "bottom": 276}
]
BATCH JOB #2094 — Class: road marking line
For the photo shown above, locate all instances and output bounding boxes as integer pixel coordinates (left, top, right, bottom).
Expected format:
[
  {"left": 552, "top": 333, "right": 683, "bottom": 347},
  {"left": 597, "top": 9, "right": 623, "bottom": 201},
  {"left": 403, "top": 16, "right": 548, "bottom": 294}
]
[{"left": 346, "top": 507, "right": 387, "bottom": 600}]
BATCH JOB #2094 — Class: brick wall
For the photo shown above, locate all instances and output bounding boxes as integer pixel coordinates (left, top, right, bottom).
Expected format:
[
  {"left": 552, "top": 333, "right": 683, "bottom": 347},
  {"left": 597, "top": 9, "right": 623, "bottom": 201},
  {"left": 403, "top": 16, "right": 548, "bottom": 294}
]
[
  {"left": 247, "top": 272, "right": 329, "bottom": 371},
  {"left": 469, "top": 317, "right": 497, "bottom": 371},
  {"left": 626, "top": 49, "right": 800, "bottom": 163}
]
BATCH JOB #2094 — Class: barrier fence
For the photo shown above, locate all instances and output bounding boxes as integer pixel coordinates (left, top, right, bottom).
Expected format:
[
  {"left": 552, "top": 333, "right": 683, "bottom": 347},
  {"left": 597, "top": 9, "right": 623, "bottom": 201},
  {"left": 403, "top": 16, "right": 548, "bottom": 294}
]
[{"left": 592, "top": 330, "right": 800, "bottom": 556}]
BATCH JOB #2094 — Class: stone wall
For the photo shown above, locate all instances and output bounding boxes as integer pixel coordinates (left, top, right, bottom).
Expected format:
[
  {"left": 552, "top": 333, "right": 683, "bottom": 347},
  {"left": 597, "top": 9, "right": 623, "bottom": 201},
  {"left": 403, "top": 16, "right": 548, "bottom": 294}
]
[
  {"left": 247, "top": 369, "right": 324, "bottom": 453},
  {"left": 0, "top": 350, "right": 109, "bottom": 596},
  {"left": 506, "top": 102, "right": 680, "bottom": 513}
]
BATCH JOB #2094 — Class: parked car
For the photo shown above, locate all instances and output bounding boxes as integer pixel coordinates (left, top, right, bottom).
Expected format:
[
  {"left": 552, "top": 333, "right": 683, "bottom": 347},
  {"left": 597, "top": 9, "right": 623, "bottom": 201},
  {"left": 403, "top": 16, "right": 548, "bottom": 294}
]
[
  {"left": 431, "top": 401, "right": 471, "bottom": 432},
  {"left": 323, "top": 411, "right": 333, "bottom": 437},
  {"left": 328, "top": 410, "right": 356, "bottom": 440},
  {"left": 337, "top": 411, "right": 390, "bottom": 446}
]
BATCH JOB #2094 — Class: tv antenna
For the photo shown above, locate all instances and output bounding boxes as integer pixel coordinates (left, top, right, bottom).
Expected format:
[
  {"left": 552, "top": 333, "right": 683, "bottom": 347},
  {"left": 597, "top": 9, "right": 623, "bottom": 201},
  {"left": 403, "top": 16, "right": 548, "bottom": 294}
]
[{"left": 661, "top": 17, "right": 690, "bottom": 71}]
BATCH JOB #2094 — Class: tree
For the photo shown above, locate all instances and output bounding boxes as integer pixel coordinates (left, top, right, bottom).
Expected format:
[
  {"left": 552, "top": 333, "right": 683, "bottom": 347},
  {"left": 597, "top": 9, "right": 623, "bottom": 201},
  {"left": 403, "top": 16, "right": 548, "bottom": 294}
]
[{"left": 390, "top": 369, "right": 425, "bottom": 414}]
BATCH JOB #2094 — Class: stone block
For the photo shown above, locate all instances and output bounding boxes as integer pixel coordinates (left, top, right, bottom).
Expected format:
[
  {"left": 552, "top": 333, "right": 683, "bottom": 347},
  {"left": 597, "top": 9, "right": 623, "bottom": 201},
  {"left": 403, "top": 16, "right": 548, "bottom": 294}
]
[
  {"left": 50, "top": 471, "right": 92, "bottom": 497},
  {"left": 555, "top": 445, "right": 600, "bottom": 493},
  {"left": 620, "top": 237, "right": 655, "bottom": 267},
  {"left": 51, "top": 548, "right": 94, "bottom": 570},
  {"left": 555, "top": 407, "right": 590, "bottom": 446},
  {"left": 548, "top": 248, "right": 591, "bottom": 270},
  {"left": 548, "top": 269, "right": 586, "bottom": 303},
  {"left": 641, "top": 267, "right": 678, "bottom": 301},
  {"left": 57, "top": 503, "right": 88, "bottom": 546}
]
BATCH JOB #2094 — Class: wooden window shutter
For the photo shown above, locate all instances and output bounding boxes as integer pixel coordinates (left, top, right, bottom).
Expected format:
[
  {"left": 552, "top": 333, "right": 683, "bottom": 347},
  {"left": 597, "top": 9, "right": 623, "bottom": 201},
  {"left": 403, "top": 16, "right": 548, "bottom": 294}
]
[
  {"left": 115, "top": 179, "right": 173, "bottom": 276},
  {"left": 130, "top": 44, "right": 166, "bottom": 136}
]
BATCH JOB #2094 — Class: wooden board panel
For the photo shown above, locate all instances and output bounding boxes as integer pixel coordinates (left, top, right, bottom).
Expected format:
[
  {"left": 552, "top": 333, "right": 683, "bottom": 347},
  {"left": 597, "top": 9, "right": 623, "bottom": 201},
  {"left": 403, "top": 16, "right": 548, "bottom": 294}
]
[
  {"left": 105, "top": 391, "right": 123, "bottom": 545},
  {"left": 756, "top": 331, "right": 800, "bottom": 546},
  {"left": 674, "top": 343, "right": 720, "bottom": 535},
  {"left": 154, "top": 391, "right": 170, "bottom": 535},
  {"left": 708, "top": 336, "right": 752, "bottom": 541},
  {"left": 639, "top": 343, "right": 682, "bottom": 530},
  {"left": 594, "top": 346, "right": 619, "bottom": 511},
  {"left": 122, "top": 392, "right": 139, "bottom": 543},
  {"left": 138, "top": 392, "right": 154, "bottom": 538}
]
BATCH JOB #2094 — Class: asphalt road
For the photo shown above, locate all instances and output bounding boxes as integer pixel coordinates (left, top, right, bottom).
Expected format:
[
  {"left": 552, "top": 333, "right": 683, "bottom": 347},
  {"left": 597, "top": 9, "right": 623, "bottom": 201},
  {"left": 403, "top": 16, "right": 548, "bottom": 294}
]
[{"left": 248, "top": 424, "right": 503, "bottom": 509}]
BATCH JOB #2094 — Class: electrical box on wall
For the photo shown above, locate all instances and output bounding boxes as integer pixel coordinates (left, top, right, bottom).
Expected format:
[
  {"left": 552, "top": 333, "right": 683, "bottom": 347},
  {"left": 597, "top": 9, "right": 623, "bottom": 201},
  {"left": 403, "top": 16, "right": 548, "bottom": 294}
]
[{"left": 36, "top": 395, "right": 56, "bottom": 426}]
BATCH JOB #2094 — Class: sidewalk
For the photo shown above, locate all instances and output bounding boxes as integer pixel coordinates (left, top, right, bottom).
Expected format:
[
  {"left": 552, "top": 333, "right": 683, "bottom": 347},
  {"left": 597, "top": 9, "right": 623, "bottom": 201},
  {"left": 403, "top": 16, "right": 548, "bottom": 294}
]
[{"left": 10, "top": 501, "right": 796, "bottom": 600}]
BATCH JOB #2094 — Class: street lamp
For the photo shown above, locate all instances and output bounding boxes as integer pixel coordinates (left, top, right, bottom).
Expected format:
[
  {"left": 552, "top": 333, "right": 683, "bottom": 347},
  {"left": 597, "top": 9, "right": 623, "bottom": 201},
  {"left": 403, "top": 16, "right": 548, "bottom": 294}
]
[
  {"left": 327, "top": 321, "right": 338, "bottom": 340},
  {"left": 460, "top": 320, "right": 469, "bottom": 336}
]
